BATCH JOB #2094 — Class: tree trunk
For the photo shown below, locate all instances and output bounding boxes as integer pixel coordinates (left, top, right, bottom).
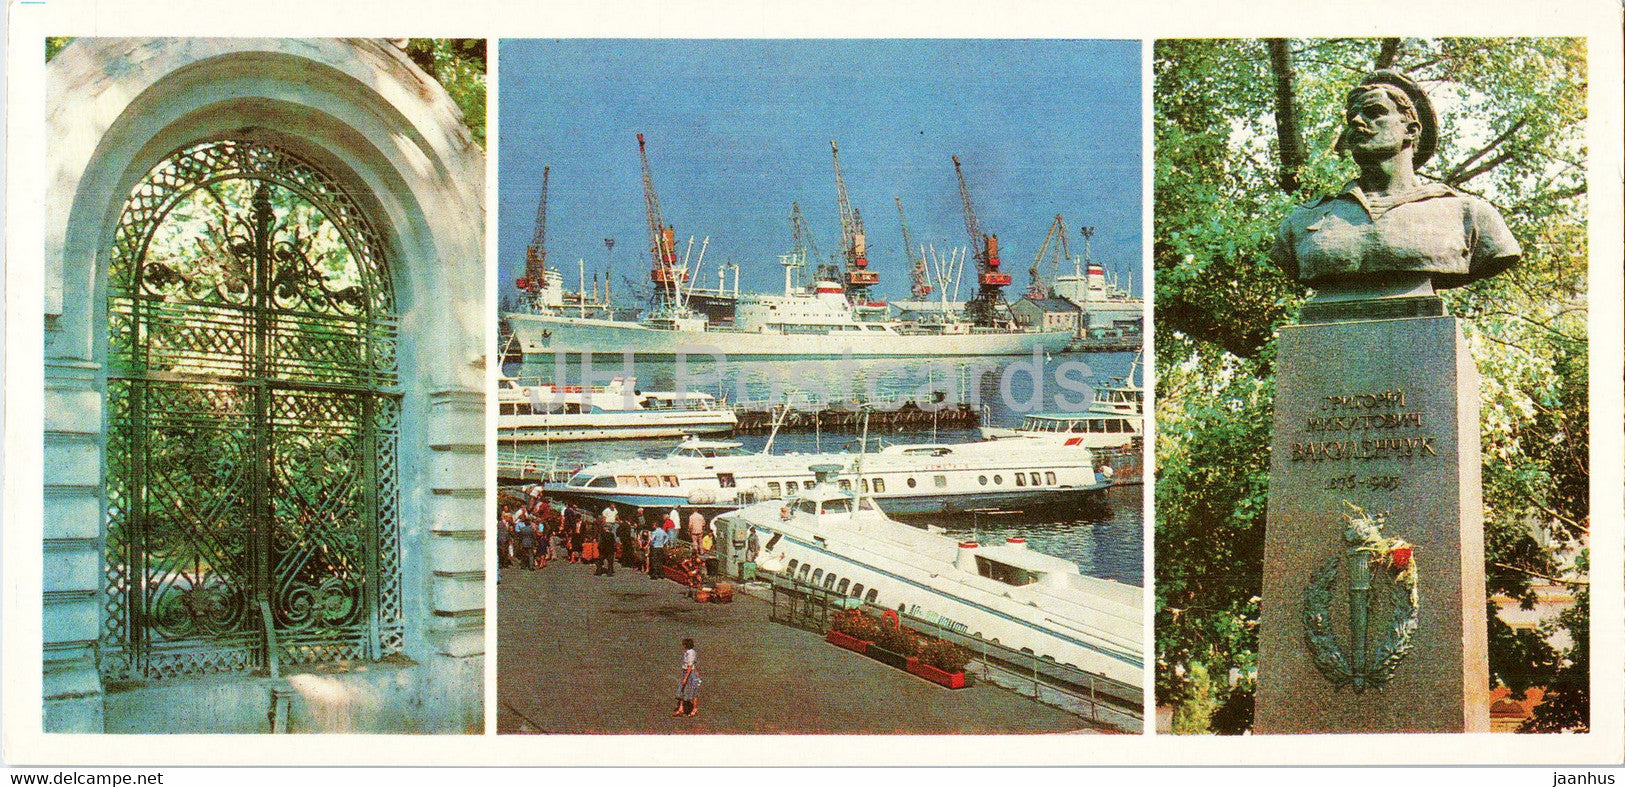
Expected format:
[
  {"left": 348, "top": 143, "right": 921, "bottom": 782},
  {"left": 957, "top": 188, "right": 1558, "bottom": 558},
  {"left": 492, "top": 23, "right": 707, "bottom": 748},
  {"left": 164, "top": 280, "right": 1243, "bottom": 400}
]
[{"left": 1267, "top": 39, "right": 1304, "bottom": 194}]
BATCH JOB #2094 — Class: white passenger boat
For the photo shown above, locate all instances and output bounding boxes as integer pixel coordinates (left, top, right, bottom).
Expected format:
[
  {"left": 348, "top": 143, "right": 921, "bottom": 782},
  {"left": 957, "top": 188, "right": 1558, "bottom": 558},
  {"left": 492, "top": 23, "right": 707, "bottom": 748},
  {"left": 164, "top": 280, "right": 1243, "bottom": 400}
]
[
  {"left": 497, "top": 376, "right": 737, "bottom": 442},
  {"left": 507, "top": 257, "right": 1072, "bottom": 359},
  {"left": 980, "top": 364, "right": 1144, "bottom": 448},
  {"left": 544, "top": 433, "right": 1109, "bottom": 514},
  {"left": 711, "top": 473, "right": 1143, "bottom": 687}
]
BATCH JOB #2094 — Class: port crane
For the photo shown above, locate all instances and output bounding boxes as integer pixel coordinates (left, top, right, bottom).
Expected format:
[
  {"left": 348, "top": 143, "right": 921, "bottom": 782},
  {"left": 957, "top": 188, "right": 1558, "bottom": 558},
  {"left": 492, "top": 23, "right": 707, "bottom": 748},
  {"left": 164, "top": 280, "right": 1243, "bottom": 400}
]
[
  {"left": 1026, "top": 214, "right": 1072, "bottom": 300},
  {"left": 518, "top": 166, "right": 549, "bottom": 293},
  {"left": 896, "top": 196, "right": 932, "bottom": 300},
  {"left": 830, "top": 141, "right": 879, "bottom": 301},
  {"left": 789, "top": 202, "right": 826, "bottom": 287},
  {"left": 638, "top": 133, "right": 685, "bottom": 307},
  {"left": 953, "top": 155, "right": 1012, "bottom": 327}
]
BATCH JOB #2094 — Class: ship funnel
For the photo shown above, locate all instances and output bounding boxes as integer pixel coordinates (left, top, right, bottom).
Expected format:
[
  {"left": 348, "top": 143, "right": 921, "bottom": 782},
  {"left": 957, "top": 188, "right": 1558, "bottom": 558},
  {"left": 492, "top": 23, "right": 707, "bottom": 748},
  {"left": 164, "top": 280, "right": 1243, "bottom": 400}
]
[{"left": 956, "top": 541, "right": 980, "bottom": 573}]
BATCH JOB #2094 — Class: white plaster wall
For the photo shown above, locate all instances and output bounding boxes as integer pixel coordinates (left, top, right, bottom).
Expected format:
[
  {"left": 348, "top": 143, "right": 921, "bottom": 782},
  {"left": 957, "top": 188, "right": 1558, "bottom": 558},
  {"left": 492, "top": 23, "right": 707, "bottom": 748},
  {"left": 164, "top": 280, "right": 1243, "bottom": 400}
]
[{"left": 43, "top": 38, "right": 486, "bottom": 733}]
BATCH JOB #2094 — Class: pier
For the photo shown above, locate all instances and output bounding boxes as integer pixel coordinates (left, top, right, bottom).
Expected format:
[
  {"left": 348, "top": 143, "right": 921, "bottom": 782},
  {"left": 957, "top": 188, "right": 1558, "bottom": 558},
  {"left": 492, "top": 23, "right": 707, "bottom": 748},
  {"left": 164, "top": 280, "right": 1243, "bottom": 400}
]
[{"left": 497, "top": 560, "right": 1123, "bottom": 734}]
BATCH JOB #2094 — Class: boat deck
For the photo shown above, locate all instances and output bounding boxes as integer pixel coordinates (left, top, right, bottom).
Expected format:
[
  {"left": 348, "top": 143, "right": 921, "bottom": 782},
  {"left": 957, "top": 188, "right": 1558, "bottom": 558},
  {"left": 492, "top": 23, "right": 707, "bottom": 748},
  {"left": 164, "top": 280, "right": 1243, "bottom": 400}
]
[{"left": 497, "top": 559, "right": 1115, "bottom": 735}]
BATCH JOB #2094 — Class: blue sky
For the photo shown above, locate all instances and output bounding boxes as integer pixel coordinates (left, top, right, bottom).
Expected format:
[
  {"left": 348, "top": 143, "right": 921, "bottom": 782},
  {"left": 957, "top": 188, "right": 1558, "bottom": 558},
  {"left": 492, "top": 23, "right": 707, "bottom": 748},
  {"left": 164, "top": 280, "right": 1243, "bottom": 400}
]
[{"left": 497, "top": 39, "right": 1142, "bottom": 303}]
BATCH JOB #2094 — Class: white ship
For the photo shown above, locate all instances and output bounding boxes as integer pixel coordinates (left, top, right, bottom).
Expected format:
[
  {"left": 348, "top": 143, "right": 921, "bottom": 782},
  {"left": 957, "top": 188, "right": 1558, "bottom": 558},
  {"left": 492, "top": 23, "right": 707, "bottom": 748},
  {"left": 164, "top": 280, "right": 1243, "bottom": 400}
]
[
  {"left": 508, "top": 255, "right": 1072, "bottom": 359},
  {"left": 710, "top": 471, "right": 1143, "bottom": 687},
  {"left": 497, "top": 376, "right": 736, "bottom": 442},
  {"left": 981, "top": 360, "right": 1144, "bottom": 448},
  {"left": 544, "top": 433, "right": 1109, "bottom": 514}
]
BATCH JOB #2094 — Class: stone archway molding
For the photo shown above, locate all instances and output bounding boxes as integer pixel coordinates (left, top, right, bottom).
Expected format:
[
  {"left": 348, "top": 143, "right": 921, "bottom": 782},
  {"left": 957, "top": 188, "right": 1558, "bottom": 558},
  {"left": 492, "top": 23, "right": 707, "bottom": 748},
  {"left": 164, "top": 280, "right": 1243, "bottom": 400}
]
[{"left": 43, "top": 38, "right": 485, "bottom": 734}]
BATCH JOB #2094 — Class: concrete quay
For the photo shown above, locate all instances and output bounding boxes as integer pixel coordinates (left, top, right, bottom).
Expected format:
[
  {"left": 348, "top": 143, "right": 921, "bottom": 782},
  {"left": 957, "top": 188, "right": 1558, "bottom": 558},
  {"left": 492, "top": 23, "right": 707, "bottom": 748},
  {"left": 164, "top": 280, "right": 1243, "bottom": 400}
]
[{"left": 497, "top": 559, "right": 1105, "bottom": 734}]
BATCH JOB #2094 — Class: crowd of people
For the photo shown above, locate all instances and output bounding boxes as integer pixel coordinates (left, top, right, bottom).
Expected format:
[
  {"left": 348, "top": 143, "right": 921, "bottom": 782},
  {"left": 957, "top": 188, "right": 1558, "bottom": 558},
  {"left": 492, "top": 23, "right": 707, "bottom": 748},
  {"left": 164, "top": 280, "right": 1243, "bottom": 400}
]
[{"left": 496, "top": 485, "right": 726, "bottom": 585}]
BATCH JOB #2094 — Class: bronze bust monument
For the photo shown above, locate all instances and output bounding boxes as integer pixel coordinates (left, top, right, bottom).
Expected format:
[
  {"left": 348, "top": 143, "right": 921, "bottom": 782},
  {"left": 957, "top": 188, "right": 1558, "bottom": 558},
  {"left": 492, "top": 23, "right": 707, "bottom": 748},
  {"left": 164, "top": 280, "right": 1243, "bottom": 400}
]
[{"left": 1272, "top": 71, "right": 1521, "bottom": 304}]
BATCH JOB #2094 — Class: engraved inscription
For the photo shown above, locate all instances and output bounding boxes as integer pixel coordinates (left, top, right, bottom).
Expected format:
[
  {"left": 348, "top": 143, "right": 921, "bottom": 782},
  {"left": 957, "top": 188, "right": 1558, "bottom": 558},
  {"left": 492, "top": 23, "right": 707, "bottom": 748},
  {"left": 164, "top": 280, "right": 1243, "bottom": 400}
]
[
  {"left": 1291, "top": 387, "right": 1439, "bottom": 464},
  {"left": 1291, "top": 437, "right": 1437, "bottom": 461},
  {"left": 1324, "top": 474, "right": 1402, "bottom": 492}
]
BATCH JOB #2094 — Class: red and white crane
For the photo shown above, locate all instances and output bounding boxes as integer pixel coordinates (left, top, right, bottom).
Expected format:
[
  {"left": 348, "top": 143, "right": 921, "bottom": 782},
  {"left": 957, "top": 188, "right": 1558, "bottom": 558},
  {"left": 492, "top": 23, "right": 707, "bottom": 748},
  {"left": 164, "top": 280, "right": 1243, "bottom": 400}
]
[
  {"left": 953, "top": 155, "right": 1011, "bottom": 327},
  {"left": 638, "top": 133, "right": 685, "bottom": 305},
  {"left": 830, "top": 141, "right": 879, "bottom": 300}
]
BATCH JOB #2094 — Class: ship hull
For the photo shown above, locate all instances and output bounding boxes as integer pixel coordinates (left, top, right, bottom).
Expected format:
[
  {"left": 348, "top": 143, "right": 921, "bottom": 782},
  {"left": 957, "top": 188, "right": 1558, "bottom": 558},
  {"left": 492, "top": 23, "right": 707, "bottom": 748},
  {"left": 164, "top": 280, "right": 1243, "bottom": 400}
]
[
  {"left": 497, "top": 411, "right": 737, "bottom": 442},
  {"left": 508, "top": 312, "right": 1073, "bottom": 358}
]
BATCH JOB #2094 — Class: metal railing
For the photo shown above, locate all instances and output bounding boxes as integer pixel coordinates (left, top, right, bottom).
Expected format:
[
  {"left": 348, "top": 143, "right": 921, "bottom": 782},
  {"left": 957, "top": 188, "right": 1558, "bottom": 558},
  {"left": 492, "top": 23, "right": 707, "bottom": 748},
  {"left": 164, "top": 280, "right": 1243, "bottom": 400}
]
[{"left": 763, "top": 572, "right": 1142, "bottom": 732}]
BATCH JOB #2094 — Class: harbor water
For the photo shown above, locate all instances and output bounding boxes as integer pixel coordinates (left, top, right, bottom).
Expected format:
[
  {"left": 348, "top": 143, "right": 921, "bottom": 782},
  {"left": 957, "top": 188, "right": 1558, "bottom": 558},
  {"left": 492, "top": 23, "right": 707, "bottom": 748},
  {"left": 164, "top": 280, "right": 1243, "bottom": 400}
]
[{"left": 500, "top": 350, "right": 1143, "bottom": 586}]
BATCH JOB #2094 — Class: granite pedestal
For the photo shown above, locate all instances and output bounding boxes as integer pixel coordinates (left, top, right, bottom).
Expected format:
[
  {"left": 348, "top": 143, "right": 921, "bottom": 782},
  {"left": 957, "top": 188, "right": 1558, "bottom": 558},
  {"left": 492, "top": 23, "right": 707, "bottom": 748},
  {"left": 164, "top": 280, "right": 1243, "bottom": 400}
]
[{"left": 1257, "top": 314, "right": 1489, "bottom": 733}]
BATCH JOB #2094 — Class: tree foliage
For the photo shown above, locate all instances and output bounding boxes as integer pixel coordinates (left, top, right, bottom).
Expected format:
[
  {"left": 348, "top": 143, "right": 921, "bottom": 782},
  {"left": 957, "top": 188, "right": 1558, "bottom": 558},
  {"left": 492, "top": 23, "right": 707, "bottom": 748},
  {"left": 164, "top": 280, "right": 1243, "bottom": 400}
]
[
  {"left": 404, "top": 39, "right": 488, "bottom": 149},
  {"left": 1154, "top": 38, "right": 1589, "bottom": 733}
]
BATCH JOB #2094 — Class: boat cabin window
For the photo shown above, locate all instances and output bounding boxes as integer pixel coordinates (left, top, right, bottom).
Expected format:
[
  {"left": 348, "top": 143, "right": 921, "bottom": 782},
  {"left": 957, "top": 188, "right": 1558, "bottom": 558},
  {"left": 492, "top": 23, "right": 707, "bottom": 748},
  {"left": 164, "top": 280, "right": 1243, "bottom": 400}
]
[
  {"left": 787, "top": 559, "right": 799, "bottom": 574},
  {"left": 821, "top": 498, "right": 851, "bottom": 515},
  {"left": 978, "top": 475, "right": 988, "bottom": 486},
  {"left": 662, "top": 475, "right": 679, "bottom": 487},
  {"left": 975, "top": 556, "right": 1040, "bottom": 587},
  {"left": 717, "top": 473, "right": 735, "bottom": 488},
  {"left": 798, "top": 564, "right": 812, "bottom": 581},
  {"left": 850, "top": 583, "right": 864, "bottom": 598},
  {"left": 587, "top": 476, "right": 617, "bottom": 488},
  {"left": 764, "top": 533, "right": 782, "bottom": 551},
  {"left": 836, "top": 579, "right": 849, "bottom": 594},
  {"left": 992, "top": 474, "right": 1003, "bottom": 485},
  {"left": 796, "top": 499, "right": 819, "bottom": 516},
  {"left": 872, "top": 478, "right": 886, "bottom": 493},
  {"left": 1029, "top": 472, "right": 1041, "bottom": 486},
  {"left": 864, "top": 589, "right": 879, "bottom": 604},
  {"left": 856, "top": 498, "right": 876, "bottom": 511},
  {"left": 906, "top": 477, "right": 917, "bottom": 488},
  {"left": 1045, "top": 471, "right": 1057, "bottom": 485},
  {"left": 640, "top": 475, "right": 659, "bottom": 487},
  {"left": 1014, "top": 474, "right": 1025, "bottom": 487},
  {"left": 823, "top": 573, "right": 837, "bottom": 589},
  {"left": 934, "top": 475, "right": 948, "bottom": 488},
  {"left": 837, "top": 479, "right": 851, "bottom": 492},
  {"left": 860, "top": 479, "right": 869, "bottom": 494},
  {"left": 812, "top": 569, "right": 823, "bottom": 584},
  {"left": 767, "top": 482, "right": 781, "bottom": 498}
]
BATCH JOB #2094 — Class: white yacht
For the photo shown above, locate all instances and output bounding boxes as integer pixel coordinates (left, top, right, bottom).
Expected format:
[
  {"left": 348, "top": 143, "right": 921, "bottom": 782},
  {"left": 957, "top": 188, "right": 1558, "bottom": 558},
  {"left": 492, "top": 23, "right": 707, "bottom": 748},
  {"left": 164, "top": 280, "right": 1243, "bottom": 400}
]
[
  {"left": 980, "top": 364, "right": 1144, "bottom": 448},
  {"left": 711, "top": 475, "right": 1143, "bottom": 688},
  {"left": 544, "top": 434, "right": 1110, "bottom": 514},
  {"left": 497, "top": 376, "right": 737, "bottom": 442}
]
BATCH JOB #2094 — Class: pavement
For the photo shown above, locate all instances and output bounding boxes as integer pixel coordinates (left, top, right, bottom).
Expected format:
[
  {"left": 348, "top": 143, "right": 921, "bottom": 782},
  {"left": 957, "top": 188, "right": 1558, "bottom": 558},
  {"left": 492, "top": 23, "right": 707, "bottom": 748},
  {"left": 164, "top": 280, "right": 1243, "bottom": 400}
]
[{"left": 496, "top": 557, "right": 1101, "bottom": 734}]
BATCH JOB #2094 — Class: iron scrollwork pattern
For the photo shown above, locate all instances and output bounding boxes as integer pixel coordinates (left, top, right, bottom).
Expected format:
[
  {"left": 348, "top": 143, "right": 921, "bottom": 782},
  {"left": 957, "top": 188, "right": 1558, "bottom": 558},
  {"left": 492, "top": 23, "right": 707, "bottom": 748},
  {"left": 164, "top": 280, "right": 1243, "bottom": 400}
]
[{"left": 102, "top": 139, "right": 402, "bottom": 681}]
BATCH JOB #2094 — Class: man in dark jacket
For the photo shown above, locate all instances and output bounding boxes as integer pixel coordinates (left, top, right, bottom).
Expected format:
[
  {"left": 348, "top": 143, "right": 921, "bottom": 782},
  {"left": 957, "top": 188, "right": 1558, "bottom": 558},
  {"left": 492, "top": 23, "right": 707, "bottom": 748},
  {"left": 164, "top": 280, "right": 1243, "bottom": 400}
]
[
  {"left": 616, "top": 517, "right": 635, "bottom": 568},
  {"left": 595, "top": 519, "right": 617, "bottom": 576}
]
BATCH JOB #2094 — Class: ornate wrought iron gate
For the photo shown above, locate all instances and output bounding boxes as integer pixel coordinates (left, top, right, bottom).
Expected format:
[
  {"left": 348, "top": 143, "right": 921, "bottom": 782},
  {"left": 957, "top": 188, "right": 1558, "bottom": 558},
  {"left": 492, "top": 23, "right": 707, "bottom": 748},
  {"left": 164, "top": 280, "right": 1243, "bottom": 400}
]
[{"left": 102, "top": 140, "right": 402, "bottom": 681}]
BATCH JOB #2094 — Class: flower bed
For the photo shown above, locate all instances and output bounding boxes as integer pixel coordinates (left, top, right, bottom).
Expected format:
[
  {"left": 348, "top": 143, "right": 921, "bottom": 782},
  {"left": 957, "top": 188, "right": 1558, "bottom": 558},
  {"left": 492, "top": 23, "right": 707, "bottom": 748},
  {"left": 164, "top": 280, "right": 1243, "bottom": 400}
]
[
  {"left": 825, "top": 609, "right": 970, "bottom": 689},
  {"left": 865, "top": 644, "right": 909, "bottom": 670},
  {"left": 825, "top": 629, "right": 869, "bottom": 654},
  {"left": 906, "top": 657, "right": 968, "bottom": 689}
]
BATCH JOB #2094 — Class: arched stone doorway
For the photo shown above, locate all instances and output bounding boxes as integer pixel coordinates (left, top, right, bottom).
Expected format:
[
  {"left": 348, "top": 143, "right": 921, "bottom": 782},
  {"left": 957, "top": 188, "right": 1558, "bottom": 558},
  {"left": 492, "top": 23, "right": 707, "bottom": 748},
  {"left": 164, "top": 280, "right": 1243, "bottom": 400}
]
[{"left": 43, "top": 39, "right": 485, "bottom": 734}]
